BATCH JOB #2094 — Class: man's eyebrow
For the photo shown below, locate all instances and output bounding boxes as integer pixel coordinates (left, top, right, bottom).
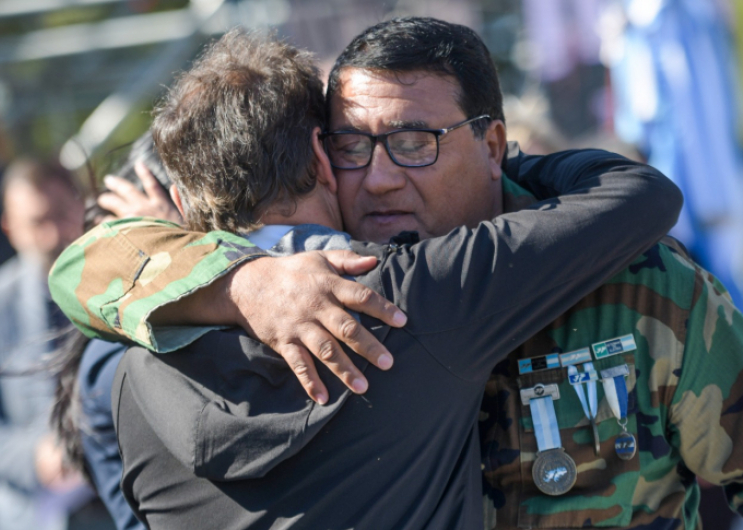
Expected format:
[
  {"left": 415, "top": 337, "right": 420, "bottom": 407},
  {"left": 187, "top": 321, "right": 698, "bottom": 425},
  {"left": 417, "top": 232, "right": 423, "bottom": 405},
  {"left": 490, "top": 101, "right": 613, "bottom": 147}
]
[
  {"left": 329, "top": 120, "right": 430, "bottom": 133},
  {"left": 388, "top": 119, "right": 429, "bottom": 129}
]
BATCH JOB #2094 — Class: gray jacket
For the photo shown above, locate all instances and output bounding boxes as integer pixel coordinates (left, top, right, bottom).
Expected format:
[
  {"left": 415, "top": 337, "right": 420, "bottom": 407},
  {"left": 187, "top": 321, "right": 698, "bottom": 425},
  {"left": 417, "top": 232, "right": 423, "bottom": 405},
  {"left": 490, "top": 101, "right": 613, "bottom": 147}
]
[{"left": 0, "top": 256, "right": 58, "bottom": 529}]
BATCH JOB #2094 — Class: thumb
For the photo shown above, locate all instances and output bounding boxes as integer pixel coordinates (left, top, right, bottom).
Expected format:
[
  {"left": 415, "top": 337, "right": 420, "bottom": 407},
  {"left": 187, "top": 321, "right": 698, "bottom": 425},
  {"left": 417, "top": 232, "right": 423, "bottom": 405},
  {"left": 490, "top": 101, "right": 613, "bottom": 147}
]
[{"left": 321, "top": 250, "right": 379, "bottom": 275}]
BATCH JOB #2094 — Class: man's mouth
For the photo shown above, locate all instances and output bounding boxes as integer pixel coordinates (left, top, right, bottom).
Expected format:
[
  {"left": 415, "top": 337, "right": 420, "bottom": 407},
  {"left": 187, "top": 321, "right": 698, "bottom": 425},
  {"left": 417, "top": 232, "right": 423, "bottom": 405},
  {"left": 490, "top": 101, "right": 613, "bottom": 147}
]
[{"left": 366, "top": 211, "right": 413, "bottom": 224}]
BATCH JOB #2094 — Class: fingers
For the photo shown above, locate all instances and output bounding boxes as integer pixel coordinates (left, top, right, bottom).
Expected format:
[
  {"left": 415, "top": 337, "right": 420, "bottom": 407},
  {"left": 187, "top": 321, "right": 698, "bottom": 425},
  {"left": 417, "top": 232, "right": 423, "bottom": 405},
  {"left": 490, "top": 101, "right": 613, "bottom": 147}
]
[
  {"left": 275, "top": 343, "right": 328, "bottom": 405},
  {"left": 103, "top": 174, "right": 144, "bottom": 200},
  {"left": 322, "top": 250, "right": 407, "bottom": 328},
  {"left": 303, "top": 325, "right": 370, "bottom": 394},
  {"left": 98, "top": 175, "right": 148, "bottom": 219},
  {"left": 97, "top": 191, "right": 130, "bottom": 218},
  {"left": 135, "top": 161, "right": 170, "bottom": 202},
  {"left": 323, "top": 250, "right": 379, "bottom": 275},
  {"left": 227, "top": 252, "right": 406, "bottom": 402},
  {"left": 320, "top": 306, "right": 395, "bottom": 371},
  {"left": 333, "top": 275, "right": 407, "bottom": 328},
  {"left": 134, "top": 162, "right": 183, "bottom": 223},
  {"left": 98, "top": 170, "right": 182, "bottom": 223}
]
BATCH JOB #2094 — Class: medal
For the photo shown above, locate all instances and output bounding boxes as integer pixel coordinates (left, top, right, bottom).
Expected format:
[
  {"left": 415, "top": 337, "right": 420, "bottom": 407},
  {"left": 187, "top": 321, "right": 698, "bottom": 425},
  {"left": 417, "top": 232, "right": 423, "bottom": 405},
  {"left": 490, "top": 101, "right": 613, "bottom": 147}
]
[
  {"left": 600, "top": 364, "right": 636, "bottom": 460},
  {"left": 533, "top": 448, "right": 578, "bottom": 496},
  {"left": 567, "top": 362, "right": 600, "bottom": 455},
  {"left": 522, "top": 384, "right": 576, "bottom": 496},
  {"left": 614, "top": 430, "right": 637, "bottom": 460}
]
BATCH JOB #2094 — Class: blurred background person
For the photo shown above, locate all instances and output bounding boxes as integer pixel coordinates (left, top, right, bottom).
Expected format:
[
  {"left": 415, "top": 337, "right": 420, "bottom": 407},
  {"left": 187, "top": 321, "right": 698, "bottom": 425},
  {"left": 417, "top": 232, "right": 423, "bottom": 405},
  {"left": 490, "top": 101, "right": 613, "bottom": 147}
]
[
  {"left": 0, "top": 121, "right": 15, "bottom": 266},
  {"left": 52, "top": 131, "right": 177, "bottom": 530},
  {"left": 0, "top": 159, "right": 90, "bottom": 530}
]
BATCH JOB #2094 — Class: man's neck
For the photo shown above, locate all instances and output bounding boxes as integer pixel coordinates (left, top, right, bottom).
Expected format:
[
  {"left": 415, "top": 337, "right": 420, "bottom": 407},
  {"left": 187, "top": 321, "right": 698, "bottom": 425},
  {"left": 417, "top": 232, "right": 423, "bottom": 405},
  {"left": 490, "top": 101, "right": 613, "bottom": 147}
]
[{"left": 260, "top": 189, "right": 343, "bottom": 232}]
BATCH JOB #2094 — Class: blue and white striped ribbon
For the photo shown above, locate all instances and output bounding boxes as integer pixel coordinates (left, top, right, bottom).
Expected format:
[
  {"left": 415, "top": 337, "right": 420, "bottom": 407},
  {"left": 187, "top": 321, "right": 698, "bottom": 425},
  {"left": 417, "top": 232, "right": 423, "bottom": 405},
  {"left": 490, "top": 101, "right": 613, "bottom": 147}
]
[
  {"left": 529, "top": 396, "right": 562, "bottom": 452},
  {"left": 567, "top": 362, "right": 598, "bottom": 422},
  {"left": 602, "top": 372, "right": 629, "bottom": 421}
]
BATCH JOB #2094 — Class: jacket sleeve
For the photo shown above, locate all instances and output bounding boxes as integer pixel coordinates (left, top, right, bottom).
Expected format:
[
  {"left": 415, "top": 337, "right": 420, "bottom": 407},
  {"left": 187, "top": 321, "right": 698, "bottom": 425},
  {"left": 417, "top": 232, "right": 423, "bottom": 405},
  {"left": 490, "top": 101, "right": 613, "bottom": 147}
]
[
  {"left": 378, "top": 151, "right": 682, "bottom": 381},
  {"left": 668, "top": 268, "right": 743, "bottom": 516},
  {"left": 48, "top": 217, "right": 266, "bottom": 352}
]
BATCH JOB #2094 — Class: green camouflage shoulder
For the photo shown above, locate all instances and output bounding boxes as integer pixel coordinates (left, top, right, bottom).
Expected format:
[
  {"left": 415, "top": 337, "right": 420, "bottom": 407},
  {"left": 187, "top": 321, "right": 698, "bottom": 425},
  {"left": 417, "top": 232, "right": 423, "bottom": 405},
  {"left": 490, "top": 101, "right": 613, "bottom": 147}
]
[
  {"left": 670, "top": 253, "right": 743, "bottom": 516},
  {"left": 480, "top": 238, "right": 743, "bottom": 529},
  {"left": 49, "top": 217, "right": 266, "bottom": 351}
]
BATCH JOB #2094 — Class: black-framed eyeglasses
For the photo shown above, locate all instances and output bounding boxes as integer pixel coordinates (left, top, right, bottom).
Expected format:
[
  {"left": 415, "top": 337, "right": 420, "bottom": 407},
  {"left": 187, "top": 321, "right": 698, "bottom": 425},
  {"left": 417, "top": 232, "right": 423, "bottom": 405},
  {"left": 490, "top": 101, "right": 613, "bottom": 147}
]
[{"left": 320, "top": 114, "right": 491, "bottom": 170}]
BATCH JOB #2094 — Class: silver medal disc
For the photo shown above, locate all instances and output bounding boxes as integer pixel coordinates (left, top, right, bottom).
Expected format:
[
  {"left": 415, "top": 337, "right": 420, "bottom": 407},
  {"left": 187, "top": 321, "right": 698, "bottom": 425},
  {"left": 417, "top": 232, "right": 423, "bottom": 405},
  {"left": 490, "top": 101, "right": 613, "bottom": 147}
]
[
  {"left": 614, "top": 432, "right": 637, "bottom": 460},
  {"left": 532, "top": 448, "right": 577, "bottom": 496}
]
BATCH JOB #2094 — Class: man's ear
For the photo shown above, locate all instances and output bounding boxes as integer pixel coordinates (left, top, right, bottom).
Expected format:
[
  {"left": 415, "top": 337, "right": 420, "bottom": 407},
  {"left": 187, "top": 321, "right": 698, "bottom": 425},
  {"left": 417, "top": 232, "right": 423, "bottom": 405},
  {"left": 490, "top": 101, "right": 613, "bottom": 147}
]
[
  {"left": 169, "top": 185, "right": 186, "bottom": 219},
  {"left": 484, "top": 119, "right": 507, "bottom": 181},
  {"left": 311, "top": 127, "right": 337, "bottom": 193}
]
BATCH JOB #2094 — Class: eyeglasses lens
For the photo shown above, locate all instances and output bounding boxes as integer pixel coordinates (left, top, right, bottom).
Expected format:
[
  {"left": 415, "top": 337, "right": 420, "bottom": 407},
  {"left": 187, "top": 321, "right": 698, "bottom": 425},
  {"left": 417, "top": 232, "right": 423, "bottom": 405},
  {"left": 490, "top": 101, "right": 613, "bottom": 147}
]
[
  {"left": 326, "top": 131, "right": 438, "bottom": 169},
  {"left": 325, "top": 134, "right": 371, "bottom": 169},
  {"left": 387, "top": 131, "right": 437, "bottom": 167}
]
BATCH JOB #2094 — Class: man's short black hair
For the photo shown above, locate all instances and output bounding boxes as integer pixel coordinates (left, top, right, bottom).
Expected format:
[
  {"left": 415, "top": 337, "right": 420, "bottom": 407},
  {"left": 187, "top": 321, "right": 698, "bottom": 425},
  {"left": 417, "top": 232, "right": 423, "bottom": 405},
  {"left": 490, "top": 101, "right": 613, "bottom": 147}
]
[{"left": 326, "top": 17, "right": 504, "bottom": 137}]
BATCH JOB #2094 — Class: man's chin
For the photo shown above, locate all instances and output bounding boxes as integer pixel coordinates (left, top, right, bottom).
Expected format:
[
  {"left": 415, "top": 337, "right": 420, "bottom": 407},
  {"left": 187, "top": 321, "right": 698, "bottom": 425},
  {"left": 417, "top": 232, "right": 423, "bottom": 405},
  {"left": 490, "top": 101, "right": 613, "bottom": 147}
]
[{"left": 360, "top": 221, "right": 421, "bottom": 244}]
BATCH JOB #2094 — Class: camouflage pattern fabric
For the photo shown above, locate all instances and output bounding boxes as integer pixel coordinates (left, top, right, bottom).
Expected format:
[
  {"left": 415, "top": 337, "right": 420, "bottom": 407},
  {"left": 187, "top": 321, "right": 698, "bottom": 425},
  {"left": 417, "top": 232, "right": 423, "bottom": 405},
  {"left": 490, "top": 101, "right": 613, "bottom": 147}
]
[
  {"left": 479, "top": 182, "right": 743, "bottom": 529},
  {"left": 48, "top": 217, "right": 266, "bottom": 352}
]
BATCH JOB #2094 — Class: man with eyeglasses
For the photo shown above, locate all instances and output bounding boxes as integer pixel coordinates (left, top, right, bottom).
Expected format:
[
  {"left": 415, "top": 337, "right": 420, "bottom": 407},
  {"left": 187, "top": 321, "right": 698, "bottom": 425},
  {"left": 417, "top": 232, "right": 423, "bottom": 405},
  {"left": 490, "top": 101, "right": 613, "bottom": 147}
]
[
  {"left": 50, "top": 18, "right": 743, "bottom": 530},
  {"left": 320, "top": 114, "right": 490, "bottom": 171}
]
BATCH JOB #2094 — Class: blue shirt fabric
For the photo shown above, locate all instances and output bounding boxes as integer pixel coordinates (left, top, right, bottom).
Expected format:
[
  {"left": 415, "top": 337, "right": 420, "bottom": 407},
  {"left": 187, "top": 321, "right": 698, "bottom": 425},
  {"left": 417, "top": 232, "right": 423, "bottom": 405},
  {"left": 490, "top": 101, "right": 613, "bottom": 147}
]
[{"left": 78, "top": 339, "right": 144, "bottom": 530}]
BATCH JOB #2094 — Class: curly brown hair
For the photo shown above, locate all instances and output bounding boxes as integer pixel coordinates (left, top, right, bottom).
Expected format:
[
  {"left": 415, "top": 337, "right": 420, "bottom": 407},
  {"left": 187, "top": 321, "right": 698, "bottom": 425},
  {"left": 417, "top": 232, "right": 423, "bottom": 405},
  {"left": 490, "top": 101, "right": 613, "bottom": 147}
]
[{"left": 152, "top": 28, "right": 326, "bottom": 233}]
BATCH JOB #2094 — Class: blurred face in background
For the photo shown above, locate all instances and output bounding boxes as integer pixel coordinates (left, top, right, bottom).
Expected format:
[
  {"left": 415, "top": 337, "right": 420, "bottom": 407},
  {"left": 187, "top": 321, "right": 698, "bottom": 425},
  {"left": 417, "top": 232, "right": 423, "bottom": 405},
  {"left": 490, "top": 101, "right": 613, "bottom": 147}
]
[{"left": 2, "top": 178, "right": 84, "bottom": 271}]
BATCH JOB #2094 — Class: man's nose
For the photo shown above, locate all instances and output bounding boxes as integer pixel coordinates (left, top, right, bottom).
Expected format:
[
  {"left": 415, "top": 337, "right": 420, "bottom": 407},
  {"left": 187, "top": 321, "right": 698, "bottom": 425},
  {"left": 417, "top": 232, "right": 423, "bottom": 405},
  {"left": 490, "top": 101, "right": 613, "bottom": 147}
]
[{"left": 361, "top": 142, "right": 406, "bottom": 195}]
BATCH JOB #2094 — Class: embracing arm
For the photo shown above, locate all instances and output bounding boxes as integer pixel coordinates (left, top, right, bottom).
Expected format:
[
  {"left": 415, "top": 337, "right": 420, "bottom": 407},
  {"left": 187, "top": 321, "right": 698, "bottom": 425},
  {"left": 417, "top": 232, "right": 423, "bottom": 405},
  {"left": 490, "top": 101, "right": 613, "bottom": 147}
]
[
  {"left": 50, "top": 149, "right": 681, "bottom": 396},
  {"left": 381, "top": 149, "right": 683, "bottom": 380},
  {"left": 49, "top": 218, "right": 404, "bottom": 403},
  {"left": 48, "top": 217, "right": 268, "bottom": 347}
]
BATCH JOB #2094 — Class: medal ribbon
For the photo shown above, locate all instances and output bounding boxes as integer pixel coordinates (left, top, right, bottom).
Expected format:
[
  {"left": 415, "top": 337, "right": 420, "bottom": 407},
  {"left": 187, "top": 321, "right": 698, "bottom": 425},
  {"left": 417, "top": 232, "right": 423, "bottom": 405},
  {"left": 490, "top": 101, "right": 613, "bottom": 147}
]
[
  {"left": 567, "top": 362, "right": 598, "bottom": 422},
  {"left": 602, "top": 368, "right": 629, "bottom": 421},
  {"left": 529, "top": 396, "right": 562, "bottom": 452}
]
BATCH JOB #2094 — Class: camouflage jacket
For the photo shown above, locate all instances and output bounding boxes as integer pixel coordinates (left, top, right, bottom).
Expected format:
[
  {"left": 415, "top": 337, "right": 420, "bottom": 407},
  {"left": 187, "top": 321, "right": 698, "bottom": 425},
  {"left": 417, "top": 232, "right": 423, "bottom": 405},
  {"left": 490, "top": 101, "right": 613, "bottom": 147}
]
[
  {"left": 48, "top": 217, "right": 267, "bottom": 351},
  {"left": 480, "top": 193, "right": 743, "bottom": 529}
]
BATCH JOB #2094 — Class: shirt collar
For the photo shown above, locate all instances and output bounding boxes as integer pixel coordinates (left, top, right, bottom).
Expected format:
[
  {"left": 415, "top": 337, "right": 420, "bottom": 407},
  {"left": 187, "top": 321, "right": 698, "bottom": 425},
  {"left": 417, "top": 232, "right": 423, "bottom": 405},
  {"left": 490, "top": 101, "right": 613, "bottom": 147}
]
[{"left": 243, "top": 225, "right": 294, "bottom": 250}]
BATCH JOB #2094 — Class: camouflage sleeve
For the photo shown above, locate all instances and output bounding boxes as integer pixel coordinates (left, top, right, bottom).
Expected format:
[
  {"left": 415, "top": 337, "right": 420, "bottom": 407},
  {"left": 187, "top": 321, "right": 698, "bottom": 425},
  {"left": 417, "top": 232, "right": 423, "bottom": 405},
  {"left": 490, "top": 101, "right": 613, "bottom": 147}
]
[
  {"left": 669, "top": 268, "right": 743, "bottom": 515},
  {"left": 48, "top": 217, "right": 266, "bottom": 352}
]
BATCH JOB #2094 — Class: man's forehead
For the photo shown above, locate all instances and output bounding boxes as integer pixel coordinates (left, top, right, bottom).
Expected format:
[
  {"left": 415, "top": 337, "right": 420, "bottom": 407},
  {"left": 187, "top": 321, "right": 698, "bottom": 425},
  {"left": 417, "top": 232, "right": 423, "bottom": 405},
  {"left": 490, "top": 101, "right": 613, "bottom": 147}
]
[
  {"left": 329, "top": 67, "right": 462, "bottom": 126},
  {"left": 4, "top": 178, "right": 75, "bottom": 213}
]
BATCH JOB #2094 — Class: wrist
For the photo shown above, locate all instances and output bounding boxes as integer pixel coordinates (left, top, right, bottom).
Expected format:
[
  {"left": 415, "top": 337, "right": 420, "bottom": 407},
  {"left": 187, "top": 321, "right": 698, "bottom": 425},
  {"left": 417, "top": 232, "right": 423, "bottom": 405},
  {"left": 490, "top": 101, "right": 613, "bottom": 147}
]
[{"left": 223, "top": 257, "right": 267, "bottom": 337}]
